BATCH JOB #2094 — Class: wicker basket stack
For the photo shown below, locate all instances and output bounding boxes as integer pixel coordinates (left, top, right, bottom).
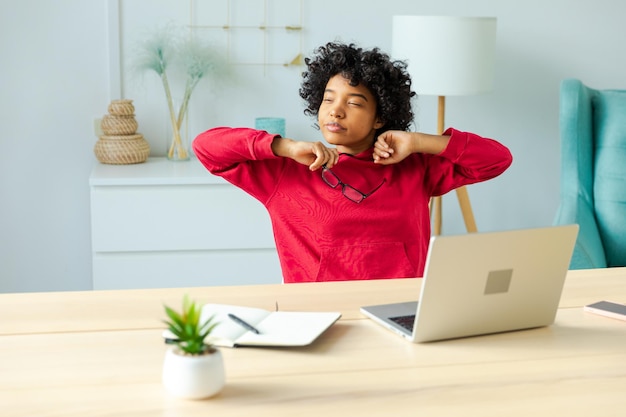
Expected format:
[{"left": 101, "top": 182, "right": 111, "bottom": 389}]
[{"left": 94, "top": 99, "right": 150, "bottom": 164}]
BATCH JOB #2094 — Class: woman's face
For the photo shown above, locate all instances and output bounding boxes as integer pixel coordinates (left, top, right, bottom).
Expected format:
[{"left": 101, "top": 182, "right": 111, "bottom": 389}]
[{"left": 318, "top": 74, "right": 384, "bottom": 155}]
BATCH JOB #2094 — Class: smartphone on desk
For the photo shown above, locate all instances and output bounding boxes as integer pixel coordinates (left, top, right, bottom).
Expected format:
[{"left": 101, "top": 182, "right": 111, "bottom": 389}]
[{"left": 584, "top": 301, "right": 626, "bottom": 322}]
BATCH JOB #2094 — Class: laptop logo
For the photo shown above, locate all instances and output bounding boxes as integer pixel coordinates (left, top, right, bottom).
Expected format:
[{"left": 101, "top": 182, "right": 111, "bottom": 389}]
[{"left": 484, "top": 269, "right": 513, "bottom": 295}]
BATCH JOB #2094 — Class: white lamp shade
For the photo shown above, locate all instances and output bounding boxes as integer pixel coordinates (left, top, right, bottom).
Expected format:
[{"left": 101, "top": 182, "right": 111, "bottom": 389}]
[{"left": 392, "top": 16, "right": 497, "bottom": 96}]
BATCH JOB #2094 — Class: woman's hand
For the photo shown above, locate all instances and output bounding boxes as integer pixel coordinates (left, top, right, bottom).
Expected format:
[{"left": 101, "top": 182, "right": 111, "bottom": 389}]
[
  {"left": 373, "top": 131, "right": 450, "bottom": 164},
  {"left": 373, "top": 131, "right": 415, "bottom": 164},
  {"left": 272, "top": 138, "right": 339, "bottom": 171}
]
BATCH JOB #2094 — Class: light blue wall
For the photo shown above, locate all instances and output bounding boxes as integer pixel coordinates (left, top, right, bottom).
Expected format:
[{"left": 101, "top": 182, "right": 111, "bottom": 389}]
[{"left": 1, "top": 0, "right": 625, "bottom": 292}]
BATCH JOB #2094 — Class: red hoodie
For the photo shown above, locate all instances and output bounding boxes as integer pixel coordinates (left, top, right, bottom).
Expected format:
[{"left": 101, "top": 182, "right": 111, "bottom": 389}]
[{"left": 193, "top": 127, "right": 512, "bottom": 283}]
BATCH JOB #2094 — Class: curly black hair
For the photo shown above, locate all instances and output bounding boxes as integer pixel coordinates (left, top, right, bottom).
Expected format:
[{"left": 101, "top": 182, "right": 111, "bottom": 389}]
[{"left": 299, "top": 42, "right": 416, "bottom": 137}]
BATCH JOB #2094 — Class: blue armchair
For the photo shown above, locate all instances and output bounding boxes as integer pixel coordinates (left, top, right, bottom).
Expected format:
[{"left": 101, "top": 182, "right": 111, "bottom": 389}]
[{"left": 554, "top": 79, "right": 626, "bottom": 269}]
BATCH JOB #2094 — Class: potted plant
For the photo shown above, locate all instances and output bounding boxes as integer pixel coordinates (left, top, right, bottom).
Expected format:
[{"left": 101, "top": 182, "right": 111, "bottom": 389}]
[{"left": 162, "top": 295, "right": 225, "bottom": 399}]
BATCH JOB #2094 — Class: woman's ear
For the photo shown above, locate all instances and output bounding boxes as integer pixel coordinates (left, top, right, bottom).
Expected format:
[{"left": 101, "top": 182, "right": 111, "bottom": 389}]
[{"left": 374, "top": 117, "right": 385, "bottom": 130}]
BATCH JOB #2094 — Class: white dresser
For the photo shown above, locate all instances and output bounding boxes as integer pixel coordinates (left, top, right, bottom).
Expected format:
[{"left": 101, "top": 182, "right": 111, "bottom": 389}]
[{"left": 89, "top": 158, "right": 282, "bottom": 290}]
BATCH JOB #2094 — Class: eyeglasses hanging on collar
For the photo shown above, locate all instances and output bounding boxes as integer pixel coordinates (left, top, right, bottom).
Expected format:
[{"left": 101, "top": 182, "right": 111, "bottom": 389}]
[{"left": 321, "top": 165, "right": 386, "bottom": 203}]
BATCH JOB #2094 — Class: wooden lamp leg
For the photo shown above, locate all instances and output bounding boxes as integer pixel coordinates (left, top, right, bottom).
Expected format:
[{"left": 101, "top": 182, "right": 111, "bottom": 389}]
[
  {"left": 432, "top": 95, "right": 478, "bottom": 235},
  {"left": 456, "top": 186, "right": 477, "bottom": 233},
  {"left": 432, "top": 195, "right": 443, "bottom": 235}
]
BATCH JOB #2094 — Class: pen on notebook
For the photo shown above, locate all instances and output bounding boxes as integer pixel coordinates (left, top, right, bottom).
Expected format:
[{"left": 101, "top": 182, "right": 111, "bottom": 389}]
[{"left": 227, "top": 313, "right": 261, "bottom": 334}]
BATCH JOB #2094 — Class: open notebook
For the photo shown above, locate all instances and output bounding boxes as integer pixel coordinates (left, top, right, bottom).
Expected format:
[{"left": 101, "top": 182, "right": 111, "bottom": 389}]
[{"left": 163, "top": 304, "right": 341, "bottom": 348}]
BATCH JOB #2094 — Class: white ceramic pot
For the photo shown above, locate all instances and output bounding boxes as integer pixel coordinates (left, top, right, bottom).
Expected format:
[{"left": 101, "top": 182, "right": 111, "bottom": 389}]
[{"left": 162, "top": 347, "right": 225, "bottom": 399}]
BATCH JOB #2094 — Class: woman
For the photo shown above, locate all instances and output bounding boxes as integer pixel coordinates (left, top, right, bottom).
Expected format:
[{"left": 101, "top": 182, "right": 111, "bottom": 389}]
[{"left": 193, "top": 42, "right": 512, "bottom": 283}]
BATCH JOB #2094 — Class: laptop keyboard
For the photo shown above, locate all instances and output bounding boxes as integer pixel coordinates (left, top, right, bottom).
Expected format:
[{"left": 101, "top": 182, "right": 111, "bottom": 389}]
[{"left": 389, "top": 314, "right": 416, "bottom": 331}]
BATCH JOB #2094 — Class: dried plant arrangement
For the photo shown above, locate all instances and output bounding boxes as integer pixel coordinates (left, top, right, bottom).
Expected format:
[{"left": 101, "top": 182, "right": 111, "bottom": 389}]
[{"left": 135, "top": 26, "right": 228, "bottom": 160}]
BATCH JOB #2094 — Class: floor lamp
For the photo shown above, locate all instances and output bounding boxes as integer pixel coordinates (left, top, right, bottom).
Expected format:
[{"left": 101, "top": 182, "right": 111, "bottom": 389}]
[{"left": 392, "top": 16, "right": 497, "bottom": 235}]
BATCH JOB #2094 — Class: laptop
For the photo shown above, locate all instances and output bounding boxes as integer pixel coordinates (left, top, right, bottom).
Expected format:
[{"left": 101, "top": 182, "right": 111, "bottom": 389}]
[{"left": 360, "top": 225, "right": 579, "bottom": 343}]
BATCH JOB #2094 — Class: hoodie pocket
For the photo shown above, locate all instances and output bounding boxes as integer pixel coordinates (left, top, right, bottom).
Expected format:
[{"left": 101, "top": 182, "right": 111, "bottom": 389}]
[{"left": 315, "top": 242, "right": 416, "bottom": 281}]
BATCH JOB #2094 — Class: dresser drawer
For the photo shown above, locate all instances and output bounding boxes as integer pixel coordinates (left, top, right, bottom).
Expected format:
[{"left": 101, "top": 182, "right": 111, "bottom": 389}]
[
  {"left": 93, "top": 249, "right": 282, "bottom": 289},
  {"left": 90, "top": 158, "right": 280, "bottom": 289},
  {"left": 91, "top": 184, "right": 275, "bottom": 252}
]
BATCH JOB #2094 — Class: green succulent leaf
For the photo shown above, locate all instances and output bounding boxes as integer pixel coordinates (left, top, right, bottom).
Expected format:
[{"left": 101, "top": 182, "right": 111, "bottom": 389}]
[
  {"left": 162, "top": 295, "right": 220, "bottom": 355},
  {"left": 164, "top": 305, "right": 182, "bottom": 323}
]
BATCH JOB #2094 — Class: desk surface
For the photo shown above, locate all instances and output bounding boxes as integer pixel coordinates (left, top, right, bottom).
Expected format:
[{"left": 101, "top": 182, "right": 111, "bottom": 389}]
[{"left": 1, "top": 268, "right": 625, "bottom": 416}]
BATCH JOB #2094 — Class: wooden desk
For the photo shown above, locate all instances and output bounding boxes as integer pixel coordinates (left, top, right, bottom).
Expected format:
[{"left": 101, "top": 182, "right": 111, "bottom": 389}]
[{"left": 1, "top": 268, "right": 625, "bottom": 416}]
